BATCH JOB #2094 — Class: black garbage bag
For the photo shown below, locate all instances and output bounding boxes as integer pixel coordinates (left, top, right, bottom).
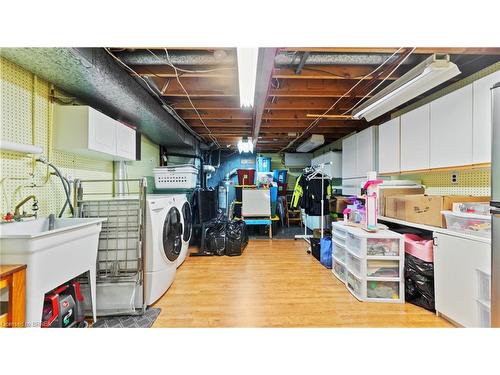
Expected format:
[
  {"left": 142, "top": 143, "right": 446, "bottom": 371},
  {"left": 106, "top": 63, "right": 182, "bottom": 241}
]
[
  {"left": 405, "top": 253, "right": 435, "bottom": 311},
  {"left": 204, "top": 211, "right": 227, "bottom": 256},
  {"left": 225, "top": 220, "right": 248, "bottom": 256}
]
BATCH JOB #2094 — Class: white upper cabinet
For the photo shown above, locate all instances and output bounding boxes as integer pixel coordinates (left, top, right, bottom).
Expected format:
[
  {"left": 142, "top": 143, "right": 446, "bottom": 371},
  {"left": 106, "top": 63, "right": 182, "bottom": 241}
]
[
  {"left": 54, "top": 105, "right": 136, "bottom": 161},
  {"left": 378, "top": 118, "right": 400, "bottom": 174},
  {"left": 400, "top": 104, "right": 430, "bottom": 171},
  {"left": 430, "top": 84, "right": 473, "bottom": 168},
  {"left": 355, "top": 126, "right": 378, "bottom": 177},
  {"left": 473, "top": 71, "right": 500, "bottom": 164},
  {"left": 342, "top": 134, "right": 357, "bottom": 179},
  {"left": 87, "top": 108, "right": 117, "bottom": 156},
  {"left": 115, "top": 123, "right": 137, "bottom": 161},
  {"left": 312, "top": 151, "right": 342, "bottom": 178}
]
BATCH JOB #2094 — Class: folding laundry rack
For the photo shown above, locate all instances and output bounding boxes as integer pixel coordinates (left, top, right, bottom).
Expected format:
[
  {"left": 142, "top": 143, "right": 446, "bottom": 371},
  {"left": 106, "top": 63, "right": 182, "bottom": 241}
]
[
  {"left": 295, "top": 162, "right": 332, "bottom": 250},
  {"left": 73, "top": 178, "right": 147, "bottom": 316}
]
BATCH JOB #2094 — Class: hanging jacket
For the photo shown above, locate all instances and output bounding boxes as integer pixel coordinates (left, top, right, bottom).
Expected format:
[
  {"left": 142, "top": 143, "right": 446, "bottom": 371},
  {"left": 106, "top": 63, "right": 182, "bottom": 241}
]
[{"left": 291, "top": 174, "right": 303, "bottom": 209}]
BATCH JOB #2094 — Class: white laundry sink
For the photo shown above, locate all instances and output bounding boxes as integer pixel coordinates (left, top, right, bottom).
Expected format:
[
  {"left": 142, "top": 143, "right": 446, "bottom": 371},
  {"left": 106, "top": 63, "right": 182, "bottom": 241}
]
[{"left": 0, "top": 217, "right": 105, "bottom": 327}]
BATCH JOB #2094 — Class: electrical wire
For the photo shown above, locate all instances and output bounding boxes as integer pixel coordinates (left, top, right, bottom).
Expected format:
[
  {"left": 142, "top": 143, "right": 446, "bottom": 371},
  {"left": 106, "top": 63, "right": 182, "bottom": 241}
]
[
  {"left": 279, "top": 47, "right": 404, "bottom": 152},
  {"left": 163, "top": 48, "right": 221, "bottom": 148},
  {"left": 340, "top": 47, "right": 417, "bottom": 115},
  {"left": 146, "top": 49, "right": 235, "bottom": 74},
  {"left": 103, "top": 47, "right": 206, "bottom": 144},
  {"left": 140, "top": 48, "right": 220, "bottom": 147}
]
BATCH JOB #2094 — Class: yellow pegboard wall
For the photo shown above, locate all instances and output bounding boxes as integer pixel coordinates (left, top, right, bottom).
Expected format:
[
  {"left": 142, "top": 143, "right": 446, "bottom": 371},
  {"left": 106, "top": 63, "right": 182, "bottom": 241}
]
[
  {"left": 398, "top": 168, "right": 491, "bottom": 197},
  {"left": 1, "top": 56, "right": 114, "bottom": 216}
]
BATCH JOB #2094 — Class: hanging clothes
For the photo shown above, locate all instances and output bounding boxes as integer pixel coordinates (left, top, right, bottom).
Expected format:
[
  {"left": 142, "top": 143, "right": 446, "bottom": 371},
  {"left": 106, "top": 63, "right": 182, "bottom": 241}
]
[
  {"left": 291, "top": 169, "right": 331, "bottom": 215},
  {"left": 303, "top": 173, "right": 330, "bottom": 216}
]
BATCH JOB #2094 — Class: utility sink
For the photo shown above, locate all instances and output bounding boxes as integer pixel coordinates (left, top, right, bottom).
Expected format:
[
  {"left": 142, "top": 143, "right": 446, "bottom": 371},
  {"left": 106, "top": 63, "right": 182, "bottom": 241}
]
[{"left": 0, "top": 217, "right": 105, "bottom": 327}]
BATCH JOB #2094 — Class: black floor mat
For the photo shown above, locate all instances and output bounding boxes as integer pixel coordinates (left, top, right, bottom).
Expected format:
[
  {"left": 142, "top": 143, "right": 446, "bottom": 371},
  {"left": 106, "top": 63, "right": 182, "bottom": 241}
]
[{"left": 91, "top": 308, "right": 161, "bottom": 328}]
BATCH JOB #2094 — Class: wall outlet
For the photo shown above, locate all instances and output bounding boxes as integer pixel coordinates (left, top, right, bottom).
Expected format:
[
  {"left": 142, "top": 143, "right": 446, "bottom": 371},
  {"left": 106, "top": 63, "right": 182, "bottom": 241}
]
[{"left": 451, "top": 173, "right": 458, "bottom": 184}]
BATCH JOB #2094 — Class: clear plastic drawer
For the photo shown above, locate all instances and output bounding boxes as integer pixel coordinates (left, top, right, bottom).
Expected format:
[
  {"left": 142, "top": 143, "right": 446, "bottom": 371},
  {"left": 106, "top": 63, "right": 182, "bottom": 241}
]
[
  {"left": 347, "top": 271, "right": 362, "bottom": 297},
  {"left": 333, "top": 260, "right": 347, "bottom": 282},
  {"left": 367, "top": 260, "right": 400, "bottom": 278},
  {"left": 347, "top": 252, "right": 362, "bottom": 277},
  {"left": 477, "top": 300, "right": 491, "bottom": 328},
  {"left": 366, "top": 280, "right": 400, "bottom": 300},
  {"left": 477, "top": 270, "right": 491, "bottom": 302},
  {"left": 333, "top": 242, "right": 346, "bottom": 263},
  {"left": 366, "top": 238, "right": 400, "bottom": 257},
  {"left": 346, "top": 232, "right": 363, "bottom": 256}
]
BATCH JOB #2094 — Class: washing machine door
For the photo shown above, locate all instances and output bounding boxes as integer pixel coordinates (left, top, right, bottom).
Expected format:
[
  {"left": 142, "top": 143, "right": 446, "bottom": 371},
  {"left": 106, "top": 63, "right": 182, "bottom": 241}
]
[
  {"left": 182, "top": 201, "right": 192, "bottom": 242},
  {"left": 162, "top": 207, "right": 182, "bottom": 262}
]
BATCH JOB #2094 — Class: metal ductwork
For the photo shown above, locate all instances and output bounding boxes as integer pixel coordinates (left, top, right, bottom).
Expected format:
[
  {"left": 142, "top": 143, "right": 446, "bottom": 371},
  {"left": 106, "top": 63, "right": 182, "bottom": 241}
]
[
  {"left": 114, "top": 49, "right": 420, "bottom": 68},
  {"left": 115, "top": 49, "right": 236, "bottom": 66},
  {"left": 0, "top": 48, "right": 201, "bottom": 149},
  {"left": 274, "top": 52, "right": 421, "bottom": 66}
]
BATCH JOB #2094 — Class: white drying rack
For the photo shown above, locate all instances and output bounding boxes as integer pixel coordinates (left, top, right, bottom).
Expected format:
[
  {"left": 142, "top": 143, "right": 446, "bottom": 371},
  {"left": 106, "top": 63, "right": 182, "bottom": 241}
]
[{"left": 295, "top": 162, "right": 332, "bottom": 251}]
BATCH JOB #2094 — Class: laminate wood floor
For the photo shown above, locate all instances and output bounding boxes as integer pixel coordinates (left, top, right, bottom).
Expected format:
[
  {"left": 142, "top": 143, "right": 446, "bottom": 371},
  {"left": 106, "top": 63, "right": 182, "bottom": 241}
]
[{"left": 152, "top": 239, "right": 453, "bottom": 327}]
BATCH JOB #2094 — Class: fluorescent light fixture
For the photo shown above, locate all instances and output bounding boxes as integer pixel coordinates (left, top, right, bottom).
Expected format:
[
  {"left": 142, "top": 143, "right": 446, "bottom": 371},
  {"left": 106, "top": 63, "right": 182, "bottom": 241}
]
[
  {"left": 352, "top": 54, "right": 461, "bottom": 121},
  {"left": 296, "top": 134, "right": 324, "bottom": 152},
  {"left": 237, "top": 48, "right": 259, "bottom": 108},
  {"left": 237, "top": 137, "right": 254, "bottom": 154}
]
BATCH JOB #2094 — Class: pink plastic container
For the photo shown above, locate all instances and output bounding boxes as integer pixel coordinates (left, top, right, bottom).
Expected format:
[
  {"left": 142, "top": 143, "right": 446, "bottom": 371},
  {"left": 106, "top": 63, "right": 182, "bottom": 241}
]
[{"left": 404, "top": 234, "right": 434, "bottom": 263}]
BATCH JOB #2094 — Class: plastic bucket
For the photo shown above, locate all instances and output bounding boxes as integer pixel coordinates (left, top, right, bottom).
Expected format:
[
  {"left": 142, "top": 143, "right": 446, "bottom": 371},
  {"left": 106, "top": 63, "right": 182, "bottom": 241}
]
[
  {"left": 273, "top": 169, "right": 288, "bottom": 183},
  {"left": 237, "top": 169, "right": 256, "bottom": 185}
]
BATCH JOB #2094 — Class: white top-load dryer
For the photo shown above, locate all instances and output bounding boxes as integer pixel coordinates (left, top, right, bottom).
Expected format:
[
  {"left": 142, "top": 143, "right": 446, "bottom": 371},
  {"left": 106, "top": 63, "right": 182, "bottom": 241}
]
[{"left": 144, "top": 195, "right": 182, "bottom": 305}]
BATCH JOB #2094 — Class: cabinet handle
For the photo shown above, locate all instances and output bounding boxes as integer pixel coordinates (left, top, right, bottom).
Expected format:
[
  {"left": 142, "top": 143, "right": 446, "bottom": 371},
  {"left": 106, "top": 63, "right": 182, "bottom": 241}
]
[{"left": 433, "top": 237, "right": 438, "bottom": 246}]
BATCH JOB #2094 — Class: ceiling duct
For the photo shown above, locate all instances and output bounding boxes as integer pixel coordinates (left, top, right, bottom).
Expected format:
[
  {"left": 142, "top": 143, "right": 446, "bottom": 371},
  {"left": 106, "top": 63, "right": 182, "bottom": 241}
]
[
  {"left": 274, "top": 52, "right": 420, "bottom": 67},
  {"left": 113, "top": 50, "right": 420, "bottom": 68},
  {"left": 0, "top": 48, "right": 200, "bottom": 149},
  {"left": 115, "top": 49, "right": 236, "bottom": 66}
]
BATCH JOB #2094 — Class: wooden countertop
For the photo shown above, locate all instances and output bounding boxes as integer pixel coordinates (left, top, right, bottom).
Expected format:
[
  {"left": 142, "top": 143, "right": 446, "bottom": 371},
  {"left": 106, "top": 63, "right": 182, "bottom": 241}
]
[{"left": 0, "top": 265, "right": 27, "bottom": 278}]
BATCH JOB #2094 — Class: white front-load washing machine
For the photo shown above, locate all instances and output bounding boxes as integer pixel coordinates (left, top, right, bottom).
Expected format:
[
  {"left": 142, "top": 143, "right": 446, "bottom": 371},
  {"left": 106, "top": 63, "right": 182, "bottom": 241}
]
[
  {"left": 177, "top": 195, "right": 192, "bottom": 267},
  {"left": 144, "top": 196, "right": 182, "bottom": 305}
]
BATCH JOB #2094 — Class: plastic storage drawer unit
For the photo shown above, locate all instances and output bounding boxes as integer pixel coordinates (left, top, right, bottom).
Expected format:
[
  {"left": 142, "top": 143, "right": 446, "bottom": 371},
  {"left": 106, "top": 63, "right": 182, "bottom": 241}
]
[
  {"left": 442, "top": 211, "right": 491, "bottom": 238},
  {"left": 347, "top": 252, "right": 362, "bottom": 277}
]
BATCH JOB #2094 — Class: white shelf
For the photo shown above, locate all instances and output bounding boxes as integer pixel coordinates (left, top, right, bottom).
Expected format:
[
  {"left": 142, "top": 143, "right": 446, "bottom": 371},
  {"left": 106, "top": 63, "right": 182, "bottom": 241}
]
[
  {"left": 367, "top": 276, "right": 401, "bottom": 282},
  {"left": 378, "top": 216, "right": 491, "bottom": 244}
]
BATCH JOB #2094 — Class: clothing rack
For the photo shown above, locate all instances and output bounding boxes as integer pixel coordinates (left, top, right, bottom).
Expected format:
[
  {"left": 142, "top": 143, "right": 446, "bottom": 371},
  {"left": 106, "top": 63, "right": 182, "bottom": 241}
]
[{"left": 295, "top": 162, "right": 332, "bottom": 252}]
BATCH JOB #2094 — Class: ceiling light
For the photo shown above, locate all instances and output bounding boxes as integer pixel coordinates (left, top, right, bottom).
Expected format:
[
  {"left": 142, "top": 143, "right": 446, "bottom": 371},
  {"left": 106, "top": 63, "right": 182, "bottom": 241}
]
[
  {"left": 237, "top": 48, "right": 259, "bottom": 108},
  {"left": 296, "top": 134, "right": 324, "bottom": 152},
  {"left": 352, "top": 54, "right": 460, "bottom": 121},
  {"left": 237, "top": 137, "right": 254, "bottom": 154}
]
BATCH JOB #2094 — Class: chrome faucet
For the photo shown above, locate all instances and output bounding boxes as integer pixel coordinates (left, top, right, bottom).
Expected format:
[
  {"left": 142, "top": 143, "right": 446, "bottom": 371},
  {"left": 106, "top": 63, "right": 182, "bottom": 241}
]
[{"left": 13, "top": 195, "right": 38, "bottom": 221}]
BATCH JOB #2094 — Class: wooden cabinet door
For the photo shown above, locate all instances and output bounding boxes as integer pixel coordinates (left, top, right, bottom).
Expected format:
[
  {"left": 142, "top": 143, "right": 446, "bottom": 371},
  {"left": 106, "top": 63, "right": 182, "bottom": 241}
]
[
  {"left": 400, "top": 104, "right": 430, "bottom": 172},
  {"left": 430, "top": 85, "right": 473, "bottom": 168},
  {"left": 473, "top": 71, "right": 500, "bottom": 164},
  {"left": 434, "top": 233, "right": 490, "bottom": 327},
  {"left": 378, "top": 118, "right": 400, "bottom": 174}
]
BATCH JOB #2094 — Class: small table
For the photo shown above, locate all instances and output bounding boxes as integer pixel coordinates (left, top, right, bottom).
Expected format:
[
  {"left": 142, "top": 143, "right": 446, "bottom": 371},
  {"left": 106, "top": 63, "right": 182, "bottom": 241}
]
[
  {"left": 243, "top": 216, "right": 280, "bottom": 239},
  {"left": 0, "top": 265, "right": 26, "bottom": 328}
]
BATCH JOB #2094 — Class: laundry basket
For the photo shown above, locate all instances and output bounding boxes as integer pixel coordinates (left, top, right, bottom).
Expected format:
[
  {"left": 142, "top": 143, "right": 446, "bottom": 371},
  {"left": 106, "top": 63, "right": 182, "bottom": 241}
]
[{"left": 154, "top": 164, "right": 198, "bottom": 189}]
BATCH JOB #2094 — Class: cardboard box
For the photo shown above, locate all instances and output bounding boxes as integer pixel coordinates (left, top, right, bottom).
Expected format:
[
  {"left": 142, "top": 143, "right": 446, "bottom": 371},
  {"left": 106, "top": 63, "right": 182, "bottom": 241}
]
[
  {"left": 378, "top": 187, "right": 425, "bottom": 216},
  {"left": 441, "top": 195, "right": 490, "bottom": 226},
  {"left": 385, "top": 195, "right": 444, "bottom": 227},
  {"left": 330, "top": 196, "right": 350, "bottom": 214}
]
